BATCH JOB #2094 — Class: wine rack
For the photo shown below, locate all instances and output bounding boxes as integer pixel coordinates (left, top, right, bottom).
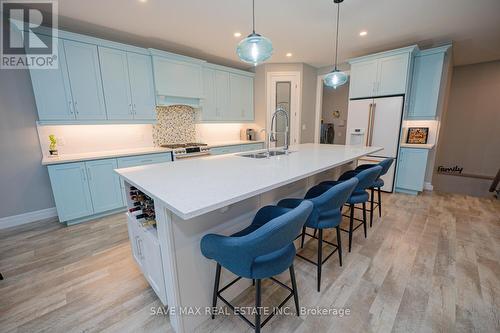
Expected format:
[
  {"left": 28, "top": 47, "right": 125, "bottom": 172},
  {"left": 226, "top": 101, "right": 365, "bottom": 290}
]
[{"left": 127, "top": 186, "right": 157, "bottom": 229}]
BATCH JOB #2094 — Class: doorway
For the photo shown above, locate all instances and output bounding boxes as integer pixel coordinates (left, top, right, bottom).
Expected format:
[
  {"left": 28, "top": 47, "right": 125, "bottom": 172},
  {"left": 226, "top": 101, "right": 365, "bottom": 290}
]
[
  {"left": 267, "top": 72, "right": 301, "bottom": 147},
  {"left": 314, "top": 73, "right": 350, "bottom": 144}
]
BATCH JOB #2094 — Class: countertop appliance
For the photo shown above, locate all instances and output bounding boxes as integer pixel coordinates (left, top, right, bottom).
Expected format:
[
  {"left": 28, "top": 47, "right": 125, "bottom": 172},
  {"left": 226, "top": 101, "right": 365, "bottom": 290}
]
[
  {"left": 244, "top": 128, "right": 256, "bottom": 141},
  {"left": 346, "top": 96, "right": 404, "bottom": 192},
  {"left": 161, "top": 143, "right": 210, "bottom": 160}
]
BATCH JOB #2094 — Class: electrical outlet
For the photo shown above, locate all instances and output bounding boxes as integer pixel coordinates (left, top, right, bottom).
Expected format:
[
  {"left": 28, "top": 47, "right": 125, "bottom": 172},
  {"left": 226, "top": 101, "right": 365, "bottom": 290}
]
[
  {"left": 302, "top": 124, "right": 306, "bottom": 130},
  {"left": 57, "top": 137, "right": 65, "bottom": 146}
]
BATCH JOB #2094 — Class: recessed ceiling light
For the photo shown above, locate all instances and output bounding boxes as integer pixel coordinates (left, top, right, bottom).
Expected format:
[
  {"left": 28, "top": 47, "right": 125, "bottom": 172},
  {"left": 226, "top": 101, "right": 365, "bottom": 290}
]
[
  {"left": 138, "top": 0, "right": 147, "bottom": 3},
  {"left": 359, "top": 31, "right": 368, "bottom": 36},
  {"left": 233, "top": 32, "right": 242, "bottom": 38},
  {"left": 286, "top": 53, "right": 293, "bottom": 57}
]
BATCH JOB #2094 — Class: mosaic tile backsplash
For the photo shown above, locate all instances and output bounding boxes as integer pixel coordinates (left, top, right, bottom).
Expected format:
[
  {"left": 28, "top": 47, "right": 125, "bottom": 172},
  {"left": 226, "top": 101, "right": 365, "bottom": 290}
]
[{"left": 153, "top": 105, "right": 196, "bottom": 145}]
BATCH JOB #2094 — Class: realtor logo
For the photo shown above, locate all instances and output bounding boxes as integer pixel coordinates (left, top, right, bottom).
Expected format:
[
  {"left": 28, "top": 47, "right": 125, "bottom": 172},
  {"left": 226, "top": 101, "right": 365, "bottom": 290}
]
[{"left": 1, "top": 0, "right": 58, "bottom": 69}]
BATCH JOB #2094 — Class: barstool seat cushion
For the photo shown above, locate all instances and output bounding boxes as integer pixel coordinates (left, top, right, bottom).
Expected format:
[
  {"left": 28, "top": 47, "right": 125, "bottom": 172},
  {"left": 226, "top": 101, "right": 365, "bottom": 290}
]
[{"left": 372, "top": 178, "right": 384, "bottom": 188}]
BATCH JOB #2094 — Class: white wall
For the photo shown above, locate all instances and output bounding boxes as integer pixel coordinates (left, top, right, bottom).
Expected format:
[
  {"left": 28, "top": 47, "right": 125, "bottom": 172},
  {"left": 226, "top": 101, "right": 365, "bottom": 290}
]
[{"left": 0, "top": 67, "right": 55, "bottom": 218}]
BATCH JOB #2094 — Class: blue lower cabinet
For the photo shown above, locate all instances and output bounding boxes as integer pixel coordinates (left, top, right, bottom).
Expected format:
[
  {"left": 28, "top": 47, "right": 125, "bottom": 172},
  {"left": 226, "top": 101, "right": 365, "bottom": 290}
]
[
  {"left": 395, "top": 148, "right": 429, "bottom": 194},
  {"left": 48, "top": 162, "right": 94, "bottom": 222},
  {"left": 211, "top": 143, "right": 265, "bottom": 155},
  {"left": 210, "top": 145, "right": 243, "bottom": 155},
  {"left": 85, "top": 159, "right": 124, "bottom": 213},
  {"left": 48, "top": 153, "right": 172, "bottom": 224}
]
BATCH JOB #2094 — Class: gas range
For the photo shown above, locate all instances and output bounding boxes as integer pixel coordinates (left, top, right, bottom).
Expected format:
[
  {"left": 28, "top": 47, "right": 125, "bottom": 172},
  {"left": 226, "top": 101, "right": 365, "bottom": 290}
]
[{"left": 160, "top": 143, "right": 211, "bottom": 160}]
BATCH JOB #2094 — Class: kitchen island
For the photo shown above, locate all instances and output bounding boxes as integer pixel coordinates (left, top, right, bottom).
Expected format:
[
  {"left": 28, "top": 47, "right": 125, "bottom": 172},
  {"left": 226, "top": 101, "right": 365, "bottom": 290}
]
[{"left": 115, "top": 143, "right": 381, "bottom": 333}]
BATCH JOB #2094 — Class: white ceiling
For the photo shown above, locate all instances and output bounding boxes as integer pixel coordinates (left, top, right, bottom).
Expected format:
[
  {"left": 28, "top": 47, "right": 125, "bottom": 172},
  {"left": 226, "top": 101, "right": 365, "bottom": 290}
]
[{"left": 57, "top": 0, "right": 500, "bottom": 69}]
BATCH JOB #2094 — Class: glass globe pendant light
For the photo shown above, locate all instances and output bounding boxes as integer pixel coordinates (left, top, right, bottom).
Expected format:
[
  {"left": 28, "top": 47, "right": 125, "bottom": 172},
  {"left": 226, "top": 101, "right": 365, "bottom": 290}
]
[
  {"left": 236, "top": 0, "right": 273, "bottom": 66},
  {"left": 324, "top": 0, "right": 348, "bottom": 89}
]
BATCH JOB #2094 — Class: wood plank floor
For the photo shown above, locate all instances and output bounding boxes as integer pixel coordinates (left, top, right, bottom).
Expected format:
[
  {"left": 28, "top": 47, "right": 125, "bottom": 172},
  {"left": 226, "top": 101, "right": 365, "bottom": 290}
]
[{"left": 1, "top": 192, "right": 499, "bottom": 333}]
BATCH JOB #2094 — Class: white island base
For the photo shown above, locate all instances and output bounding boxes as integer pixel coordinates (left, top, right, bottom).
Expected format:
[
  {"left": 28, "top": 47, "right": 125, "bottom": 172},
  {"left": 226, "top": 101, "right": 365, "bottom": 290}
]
[{"left": 117, "top": 144, "right": 382, "bottom": 332}]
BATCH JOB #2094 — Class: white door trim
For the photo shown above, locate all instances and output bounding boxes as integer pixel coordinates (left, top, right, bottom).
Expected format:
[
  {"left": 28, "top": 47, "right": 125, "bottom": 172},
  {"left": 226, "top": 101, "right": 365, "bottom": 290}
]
[
  {"left": 314, "top": 71, "right": 351, "bottom": 143},
  {"left": 266, "top": 71, "right": 301, "bottom": 146}
]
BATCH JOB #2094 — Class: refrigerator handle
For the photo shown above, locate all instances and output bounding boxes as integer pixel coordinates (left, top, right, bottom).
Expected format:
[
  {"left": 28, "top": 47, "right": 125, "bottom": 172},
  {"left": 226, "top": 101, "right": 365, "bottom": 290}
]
[
  {"left": 366, "top": 103, "right": 373, "bottom": 146},
  {"left": 369, "top": 103, "right": 376, "bottom": 146}
]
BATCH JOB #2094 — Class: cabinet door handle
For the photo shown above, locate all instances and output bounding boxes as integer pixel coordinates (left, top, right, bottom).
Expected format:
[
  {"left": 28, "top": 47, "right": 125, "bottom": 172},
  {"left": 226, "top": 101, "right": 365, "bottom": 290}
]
[
  {"left": 74, "top": 101, "right": 79, "bottom": 114},
  {"left": 135, "top": 236, "right": 141, "bottom": 257},
  {"left": 129, "top": 103, "right": 133, "bottom": 114},
  {"left": 141, "top": 159, "right": 153, "bottom": 163},
  {"left": 366, "top": 103, "right": 373, "bottom": 146},
  {"left": 80, "top": 168, "right": 87, "bottom": 182},
  {"left": 133, "top": 104, "right": 137, "bottom": 114},
  {"left": 87, "top": 168, "right": 92, "bottom": 181},
  {"left": 369, "top": 103, "right": 376, "bottom": 146},
  {"left": 68, "top": 101, "right": 74, "bottom": 114}
]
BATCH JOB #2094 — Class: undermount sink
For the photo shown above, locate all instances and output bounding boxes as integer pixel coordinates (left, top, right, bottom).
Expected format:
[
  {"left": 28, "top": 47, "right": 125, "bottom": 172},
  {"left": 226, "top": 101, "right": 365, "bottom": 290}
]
[{"left": 238, "top": 150, "right": 293, "bottom": 159}]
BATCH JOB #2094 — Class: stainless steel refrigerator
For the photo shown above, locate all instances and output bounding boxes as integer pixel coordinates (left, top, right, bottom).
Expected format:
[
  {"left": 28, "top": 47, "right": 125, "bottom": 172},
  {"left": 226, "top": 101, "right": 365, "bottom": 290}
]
[{"left": 346, "top": 96, "right": 404, "bottom": 192}]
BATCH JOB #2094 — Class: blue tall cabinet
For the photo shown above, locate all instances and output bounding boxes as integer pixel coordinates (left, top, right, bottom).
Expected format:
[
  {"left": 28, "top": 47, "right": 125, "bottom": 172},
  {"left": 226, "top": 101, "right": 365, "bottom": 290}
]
[{"left": 395, "top": 45, "right": 451, "bottom": 194}]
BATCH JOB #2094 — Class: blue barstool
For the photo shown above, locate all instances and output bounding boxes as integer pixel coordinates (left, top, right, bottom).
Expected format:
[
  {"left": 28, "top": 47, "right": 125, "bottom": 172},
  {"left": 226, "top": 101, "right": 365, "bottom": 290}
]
[
  {"left": 200, "top": 201, "right": 313, "bottom": 333},
  {"left": 277, "top": 178, "right": 358, "bottom": 292},
  {"left": 338, "top": 158, "right": 394, "bottom": 226},
  {"left": 319, "top": 166, "right": 382, "bottom": 252}
]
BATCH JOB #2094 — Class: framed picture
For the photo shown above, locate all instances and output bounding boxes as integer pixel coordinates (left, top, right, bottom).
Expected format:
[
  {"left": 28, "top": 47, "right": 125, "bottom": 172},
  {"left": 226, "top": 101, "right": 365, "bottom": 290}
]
[{"left": 406, "top": 127, "right": 429, "bottom": 144}]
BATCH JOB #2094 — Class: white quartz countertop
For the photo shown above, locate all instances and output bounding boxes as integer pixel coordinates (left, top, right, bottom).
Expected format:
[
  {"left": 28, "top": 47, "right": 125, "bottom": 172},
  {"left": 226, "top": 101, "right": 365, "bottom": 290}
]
[
  {"left": 115, "top": 144, "right": 382, "bottom": 220},
  {"left": 400, "top": 143, "right": 435, "bottom": 149},
  {"left": 41, "top": 141, "right": 265, "bottom": 165},
  {"left": 42, "top": 147, "right": 172, "bottom": 165}
]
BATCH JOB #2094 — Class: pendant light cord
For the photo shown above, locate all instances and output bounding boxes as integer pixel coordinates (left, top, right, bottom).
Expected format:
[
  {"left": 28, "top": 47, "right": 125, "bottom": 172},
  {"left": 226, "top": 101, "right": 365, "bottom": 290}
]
[
  {"left": 334, "top": 1, "right": 340, "bottom": 70},
  {"left": 252, "top": 0, "right": 256, "bottom": 34}
]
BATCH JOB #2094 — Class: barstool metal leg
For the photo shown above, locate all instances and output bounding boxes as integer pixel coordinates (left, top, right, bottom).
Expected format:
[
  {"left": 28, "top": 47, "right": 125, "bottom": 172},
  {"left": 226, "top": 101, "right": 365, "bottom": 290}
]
[
  {"left": 212, "top": 263, "right": 221, "bottom": 319},
  {"left": 348, "top": 204, "right": 354, "bottom": 253},
  {"left": 300, "top": 226, "right": 306, "bottom": 248},
  {"left": 370, "top": 188, "right": 374, "bottom": 227},
  {"left": 362, "top": 202, "right": 367, "bottom": 238},
  {"left": 317, "top": 229, "right": 323, "bottom": 292},
  {"left": 378, "top": 187, "right": 382, "bottom": 217},
  {"left": 336, "top": 226, "right": 342, "bottom": 267},
  {"left": 255, "top": 279, "right": 261, "bottom": 333},
  {"left": 289, "top": 265, "right": 300, "bottom": 316}
]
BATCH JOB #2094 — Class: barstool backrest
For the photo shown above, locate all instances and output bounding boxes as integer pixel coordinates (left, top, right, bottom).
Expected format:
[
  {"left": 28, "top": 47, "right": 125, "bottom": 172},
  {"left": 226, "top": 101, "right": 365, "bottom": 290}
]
[
  {"left": 378, "top": 158, "right": 394, "bottom": 176},
  {"left": 200, "top": 201, "right": 313, "bottom": 277},
  {"left": 354, "top": 165, "right": 383, "bottom": 192},
  {"left": 304, "top": 177, "right": 359, "bottom": 218}
]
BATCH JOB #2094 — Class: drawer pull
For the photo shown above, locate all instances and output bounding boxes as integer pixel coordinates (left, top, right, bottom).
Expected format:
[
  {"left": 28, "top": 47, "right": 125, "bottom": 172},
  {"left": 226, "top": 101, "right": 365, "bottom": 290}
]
[{"left": 141, "top": 159, "right": 154, "bottom": 163}]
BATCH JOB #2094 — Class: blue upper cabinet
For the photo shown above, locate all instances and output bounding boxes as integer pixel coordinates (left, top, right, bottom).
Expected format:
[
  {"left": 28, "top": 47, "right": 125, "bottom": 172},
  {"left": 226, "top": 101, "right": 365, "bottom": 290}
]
[
  {"left": 85, "top": 159, "right": 124, "bottom": 213},
  {"left": 199, "top": 64, "right": 255, "bottom": 122},
  {"left": 99, "top": 47, "right": 133, "bottom": 120},
  {"left": 230, "top": 73, "right": 254, "bottom": 121},
  {"left": 348, "top": 45, "right": 418, "bottom": 99},
  {"left": 201, "top": 67, "right": 219, "bottom": 121},
  {"left": 63, "top": 40, "right": 107, "bottom": 120},
  {"left": 29, "top": 40, "right": 75, "bottom": 121},
  {"left": 407, "top": 45, "right": 450, "bottom": 120},
  {"left": 377, "top": 54, "right": 410, "bottom": 96},
  {"left": 98, "top": 47, "right": 156, "bottom": 121},
  {"left": 349, "top": 59, "right": 379, "bottom": 99},
  {"left": 215, "top": 70, "right": 231, "bottom": 119},
  {"left": 127, "top": 53, "right": 156, "bottom": 120},
  {"left": 151, "top": 49, "right": 205, "bottom": 107},
  {"left": 48, "top": 162, "right": 94, "bottom": 222}
]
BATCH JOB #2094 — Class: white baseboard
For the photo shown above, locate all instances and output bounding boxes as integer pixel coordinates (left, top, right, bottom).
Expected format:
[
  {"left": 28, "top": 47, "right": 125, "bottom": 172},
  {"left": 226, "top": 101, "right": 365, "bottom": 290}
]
[
  {"left": 423, "top": 182, "right": 434, "bottom": 191},
  {"left": 0, "top": 207, "right": 58, "bottom": 230}
]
